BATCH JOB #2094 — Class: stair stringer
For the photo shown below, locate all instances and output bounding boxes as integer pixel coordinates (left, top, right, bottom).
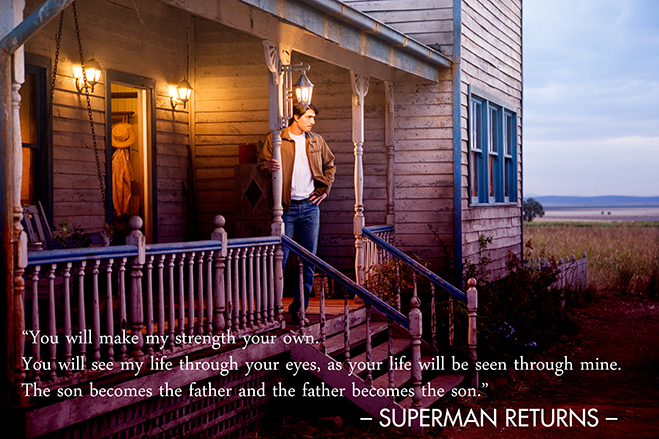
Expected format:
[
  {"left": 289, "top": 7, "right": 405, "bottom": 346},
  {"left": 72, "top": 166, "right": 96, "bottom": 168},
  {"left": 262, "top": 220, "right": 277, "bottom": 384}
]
[{"left": 289, "top": 341, "right": 402, "bottom": 421}]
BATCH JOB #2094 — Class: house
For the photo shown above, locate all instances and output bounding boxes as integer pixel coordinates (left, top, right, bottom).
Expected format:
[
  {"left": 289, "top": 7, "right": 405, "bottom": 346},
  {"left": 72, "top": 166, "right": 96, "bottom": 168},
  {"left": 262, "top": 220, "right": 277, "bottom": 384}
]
[{"left": 1, "top": 0, "right": 522, "bottom": 437}]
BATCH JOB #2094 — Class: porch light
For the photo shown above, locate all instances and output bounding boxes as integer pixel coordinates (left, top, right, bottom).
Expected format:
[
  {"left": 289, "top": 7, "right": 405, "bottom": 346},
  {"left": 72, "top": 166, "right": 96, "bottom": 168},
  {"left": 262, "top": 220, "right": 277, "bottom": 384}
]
[
  {"left": 292, "top": 70, "right": 314, "bottom": 108},
  {"left": 282, "top": 63, "right": 314, "bottom": 122},
  {"left": 75, "top": 56, "right": 102, "bottom": 93},
  {"left": 170, "top": 78, "right": 193, "bottom": 110}
]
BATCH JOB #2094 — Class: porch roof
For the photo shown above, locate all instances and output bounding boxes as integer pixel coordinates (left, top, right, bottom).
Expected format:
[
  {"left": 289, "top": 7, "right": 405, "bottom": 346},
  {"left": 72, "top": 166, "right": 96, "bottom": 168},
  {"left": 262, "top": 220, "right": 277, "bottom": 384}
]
[
  {"left": 240, "top": 0, "right": 451, "bottom": 81},
  {"left": 159, "top": 0, "right": 451, "bottom": 82}
]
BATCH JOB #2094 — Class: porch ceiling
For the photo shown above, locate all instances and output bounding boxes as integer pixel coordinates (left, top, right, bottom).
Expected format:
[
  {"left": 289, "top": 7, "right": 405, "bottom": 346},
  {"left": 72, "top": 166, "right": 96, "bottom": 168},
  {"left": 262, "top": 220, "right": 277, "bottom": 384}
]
[{"left": 159, "top": 0, "right": 450, "bottom": 82}]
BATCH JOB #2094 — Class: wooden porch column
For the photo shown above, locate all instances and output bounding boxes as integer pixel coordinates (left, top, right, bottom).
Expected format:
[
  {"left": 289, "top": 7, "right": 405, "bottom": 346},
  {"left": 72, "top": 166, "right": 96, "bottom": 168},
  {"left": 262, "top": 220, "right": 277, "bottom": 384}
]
[
  {"left": 263, "top": 40, "right": 290, "bottom": 325},
  {"left": 350, "top": 71, "right": 369, "bottom": 285},
  {"left": 384, "top": 81, "right": 395, "bottom": 225}
]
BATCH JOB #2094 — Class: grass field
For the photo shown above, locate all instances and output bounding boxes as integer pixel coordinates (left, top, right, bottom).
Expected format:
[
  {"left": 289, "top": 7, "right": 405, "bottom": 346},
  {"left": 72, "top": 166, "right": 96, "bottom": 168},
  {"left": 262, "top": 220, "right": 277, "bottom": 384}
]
[{"left": 524, "top": 221, "right": 659, "bottom": 295}]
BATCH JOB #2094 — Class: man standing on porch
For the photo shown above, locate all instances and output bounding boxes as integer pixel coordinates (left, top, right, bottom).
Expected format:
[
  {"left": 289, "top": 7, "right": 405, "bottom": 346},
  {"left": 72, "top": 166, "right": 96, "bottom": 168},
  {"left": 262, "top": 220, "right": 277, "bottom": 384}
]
[{"left": 258, "top": 103, "right": 336, "bottom": 324}]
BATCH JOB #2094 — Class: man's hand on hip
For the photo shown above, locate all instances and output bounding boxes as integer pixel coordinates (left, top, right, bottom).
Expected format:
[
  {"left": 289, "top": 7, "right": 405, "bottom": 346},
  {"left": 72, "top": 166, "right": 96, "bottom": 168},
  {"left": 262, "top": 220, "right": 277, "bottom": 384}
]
[{"left": 310, "top": 193, "right": 327, "bottom": 205}]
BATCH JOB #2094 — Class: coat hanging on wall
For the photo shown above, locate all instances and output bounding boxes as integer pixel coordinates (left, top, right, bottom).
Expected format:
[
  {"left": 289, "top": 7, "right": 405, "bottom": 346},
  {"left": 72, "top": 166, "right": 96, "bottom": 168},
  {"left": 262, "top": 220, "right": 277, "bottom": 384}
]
[{"left": 111, "top": 122, "right": 136, "bottom": 216}]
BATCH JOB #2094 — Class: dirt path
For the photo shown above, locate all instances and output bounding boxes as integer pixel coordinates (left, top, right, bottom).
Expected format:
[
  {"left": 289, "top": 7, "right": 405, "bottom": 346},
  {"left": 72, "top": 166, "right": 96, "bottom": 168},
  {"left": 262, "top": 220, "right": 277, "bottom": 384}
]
[{"left": 438, "top": 294, "right": 659, "bottom": 439}]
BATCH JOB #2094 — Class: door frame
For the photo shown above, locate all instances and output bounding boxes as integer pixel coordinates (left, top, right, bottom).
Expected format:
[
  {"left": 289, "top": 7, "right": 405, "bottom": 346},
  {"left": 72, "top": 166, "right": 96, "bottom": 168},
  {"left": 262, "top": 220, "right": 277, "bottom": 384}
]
[{"left": 104, "top": 70, "right": 158, "bottom": 243}]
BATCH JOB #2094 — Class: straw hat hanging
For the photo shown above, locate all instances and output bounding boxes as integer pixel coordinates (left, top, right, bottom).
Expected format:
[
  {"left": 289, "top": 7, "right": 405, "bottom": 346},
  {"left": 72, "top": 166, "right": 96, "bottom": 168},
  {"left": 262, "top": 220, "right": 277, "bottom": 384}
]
[{"left": 112, "top": 122, "right": 137, "bottom": 148}]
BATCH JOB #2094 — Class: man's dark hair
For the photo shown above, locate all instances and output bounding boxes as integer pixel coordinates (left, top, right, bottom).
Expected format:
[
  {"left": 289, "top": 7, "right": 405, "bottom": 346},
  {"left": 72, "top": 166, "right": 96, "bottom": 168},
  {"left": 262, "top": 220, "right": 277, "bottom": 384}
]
[{"left": 289, "top": 102, "right": 319, "bottom": 126}]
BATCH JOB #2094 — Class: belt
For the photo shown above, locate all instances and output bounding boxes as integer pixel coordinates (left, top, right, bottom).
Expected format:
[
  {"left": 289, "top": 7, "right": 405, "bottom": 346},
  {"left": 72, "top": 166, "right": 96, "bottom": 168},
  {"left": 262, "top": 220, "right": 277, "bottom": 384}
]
[{"left": 290, "top": 197, "right": 310, "bottom": 204}]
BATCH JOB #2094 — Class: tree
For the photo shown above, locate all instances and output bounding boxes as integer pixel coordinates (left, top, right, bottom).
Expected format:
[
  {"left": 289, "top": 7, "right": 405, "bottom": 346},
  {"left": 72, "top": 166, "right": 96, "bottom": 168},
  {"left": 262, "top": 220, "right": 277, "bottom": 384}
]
[{"left": 523, "top": 198, "right": 545, "bottom": 222}]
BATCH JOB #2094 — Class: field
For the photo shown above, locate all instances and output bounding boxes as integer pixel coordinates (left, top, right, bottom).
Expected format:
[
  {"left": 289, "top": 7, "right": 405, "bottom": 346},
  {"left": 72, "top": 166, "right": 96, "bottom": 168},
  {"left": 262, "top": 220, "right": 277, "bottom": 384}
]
[{"left": 524, "top": 221, "right": 659, "bottom": 294}]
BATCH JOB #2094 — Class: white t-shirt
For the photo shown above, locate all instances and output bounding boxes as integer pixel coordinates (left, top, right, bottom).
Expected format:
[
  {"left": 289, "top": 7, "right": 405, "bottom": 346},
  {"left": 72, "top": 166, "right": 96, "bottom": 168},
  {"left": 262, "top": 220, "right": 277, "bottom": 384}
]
[{"left": 289, "top": 132, "right": 315, "bottom": 200}]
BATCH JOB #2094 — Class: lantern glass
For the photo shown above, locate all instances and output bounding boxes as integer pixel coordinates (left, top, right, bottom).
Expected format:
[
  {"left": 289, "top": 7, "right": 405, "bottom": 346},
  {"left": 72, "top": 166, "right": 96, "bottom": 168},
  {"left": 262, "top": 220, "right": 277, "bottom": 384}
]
[{"left": 293, "top": 71, "right": 314, "bottom": 107}]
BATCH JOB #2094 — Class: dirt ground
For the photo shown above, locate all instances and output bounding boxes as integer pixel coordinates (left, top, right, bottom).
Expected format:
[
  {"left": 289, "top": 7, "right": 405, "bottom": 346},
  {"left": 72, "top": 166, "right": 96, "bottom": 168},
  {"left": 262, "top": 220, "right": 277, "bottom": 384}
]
[
  {"left": 257, "top": 293, "right": 659, "bottom": 439},
  {"left": 435, "top": 293, "right": 659, "bottom": 439}
]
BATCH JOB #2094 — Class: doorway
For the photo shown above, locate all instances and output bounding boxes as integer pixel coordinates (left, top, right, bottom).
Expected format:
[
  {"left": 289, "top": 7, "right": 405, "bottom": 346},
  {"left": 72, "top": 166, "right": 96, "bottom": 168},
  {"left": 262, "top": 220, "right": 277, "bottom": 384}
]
[{"left": 105, "top": 71, "right": 157, "bottom": 244}]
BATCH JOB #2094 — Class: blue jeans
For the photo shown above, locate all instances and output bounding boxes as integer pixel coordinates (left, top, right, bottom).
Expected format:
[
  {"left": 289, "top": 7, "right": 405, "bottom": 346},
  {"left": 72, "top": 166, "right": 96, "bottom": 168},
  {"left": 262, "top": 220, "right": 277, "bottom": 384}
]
[{"left": 282, "top": 199, "right": 320, "bottom": 315}]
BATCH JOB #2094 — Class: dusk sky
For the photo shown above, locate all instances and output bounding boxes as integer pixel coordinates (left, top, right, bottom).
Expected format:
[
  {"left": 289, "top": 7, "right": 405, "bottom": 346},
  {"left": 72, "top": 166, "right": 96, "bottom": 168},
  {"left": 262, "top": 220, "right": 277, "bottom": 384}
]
[{"left": 522, "top": 0, "right": 659, "bottom": 197}]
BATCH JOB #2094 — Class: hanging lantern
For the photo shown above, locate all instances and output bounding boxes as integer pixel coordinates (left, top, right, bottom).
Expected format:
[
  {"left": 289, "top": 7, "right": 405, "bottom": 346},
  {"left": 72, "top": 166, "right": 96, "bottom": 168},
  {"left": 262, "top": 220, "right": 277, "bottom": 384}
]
[{"left": 293, "top": 70, "right": 314, "bottom": 108}]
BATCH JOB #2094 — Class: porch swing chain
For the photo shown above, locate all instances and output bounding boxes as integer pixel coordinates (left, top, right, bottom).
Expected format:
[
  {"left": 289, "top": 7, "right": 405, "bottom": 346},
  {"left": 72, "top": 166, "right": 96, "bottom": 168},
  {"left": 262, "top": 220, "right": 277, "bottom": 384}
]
[
  {"left": 72, "top": 2, "right": 108, "bottom": 221},
  {"left": 46, "top": 3, "right": 108, "bottom": 224}
]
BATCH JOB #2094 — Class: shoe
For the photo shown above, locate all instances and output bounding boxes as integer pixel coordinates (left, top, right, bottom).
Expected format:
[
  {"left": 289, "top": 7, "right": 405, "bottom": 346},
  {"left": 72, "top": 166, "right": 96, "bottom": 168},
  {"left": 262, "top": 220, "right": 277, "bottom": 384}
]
[{"left": 290, "top": 315, "right": 310, "bottom": 325}]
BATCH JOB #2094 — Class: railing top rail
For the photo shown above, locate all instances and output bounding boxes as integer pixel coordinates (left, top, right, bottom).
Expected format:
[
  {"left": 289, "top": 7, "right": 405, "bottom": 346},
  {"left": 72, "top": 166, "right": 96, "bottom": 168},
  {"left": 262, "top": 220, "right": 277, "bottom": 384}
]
[
  {"left": 27, "top": 245, "right": 137, "bottom": 265},
  {"left": 227, "top": 236, "right": 281, "bottom": 249},
  {"left": 364, "top": 224, "right": 394, "bottom": 234},
  {"left": 362, "top": 227, "right": 467, "bottom": 303},
  {"left": 282, "top": 235, "right": 409, "bottom": 328}
]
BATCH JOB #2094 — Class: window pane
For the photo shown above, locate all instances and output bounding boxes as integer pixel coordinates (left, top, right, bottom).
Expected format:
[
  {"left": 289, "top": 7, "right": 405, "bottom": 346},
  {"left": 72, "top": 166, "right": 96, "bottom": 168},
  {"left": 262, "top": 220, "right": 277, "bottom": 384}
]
[
  {"left": 489, "top": 107, "right": 498, "bottom": 153},
  {"left": 21, "top": 147, "right": 34, "bottom": 205},
  {"left": 471, "top": 151, "right": 479, "bottom": 198},
  {"left": 489, "top": 154, "right": 495, "bottom": 198},
  {"left": 471, "top": 100, "right": 482, "bottom": 151},
  {"left": 504, "top": 158, "right": 510, "bottom": 199},
  {"left": 505, "top": 113, "right": 513, "bottom": 156},
  {"left": 20, "top": 72, "right": 37, "bottom": 145}
]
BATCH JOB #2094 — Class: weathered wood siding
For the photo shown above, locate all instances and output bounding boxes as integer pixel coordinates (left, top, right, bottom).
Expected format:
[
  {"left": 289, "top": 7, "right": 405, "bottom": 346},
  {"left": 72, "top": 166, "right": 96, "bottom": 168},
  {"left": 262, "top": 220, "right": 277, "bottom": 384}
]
[
  {"left": 344, "top": 0, "right": 454, "bottom": 56},
  {"left": 392, "top": 69, "right": 455, "bottom": 268},
  {"left": 23, "top": 0, "right": 191, "bottom": 242},
  {"left": 460, "top": 0, "right": 523, "bottom": 272},
  {"left": 193, "top": 18, "right": 270, "bottom": 237}
]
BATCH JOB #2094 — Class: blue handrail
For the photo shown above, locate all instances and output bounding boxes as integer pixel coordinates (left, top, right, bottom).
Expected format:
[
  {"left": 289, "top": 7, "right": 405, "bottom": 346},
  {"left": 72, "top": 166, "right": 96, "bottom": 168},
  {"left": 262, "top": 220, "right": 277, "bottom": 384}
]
[
  {"left": 363, "top": 226, "right": 467, "bottom": 303},
  {"left": 27, "top": 245, "right": 137, "bottom": 265},
  {"left": 282, "top": 235, "right": 409, "bottom": 328}
]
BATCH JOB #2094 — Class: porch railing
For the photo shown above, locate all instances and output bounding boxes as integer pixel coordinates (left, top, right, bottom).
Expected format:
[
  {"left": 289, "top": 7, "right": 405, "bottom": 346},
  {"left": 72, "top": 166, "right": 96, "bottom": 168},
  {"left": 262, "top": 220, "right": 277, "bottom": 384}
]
[
  {"left": 362, "top": 225, "right": 478, "bottom": 386},
  {"left": 20, "top": 215, "right": 282, "bottom": 388}
]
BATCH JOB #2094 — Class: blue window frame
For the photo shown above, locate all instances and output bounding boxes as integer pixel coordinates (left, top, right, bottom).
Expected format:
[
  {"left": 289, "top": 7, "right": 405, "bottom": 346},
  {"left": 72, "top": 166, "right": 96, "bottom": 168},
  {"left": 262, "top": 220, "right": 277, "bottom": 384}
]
[{"left": 469, "top": 91, "right": 517, "bottom": 205}]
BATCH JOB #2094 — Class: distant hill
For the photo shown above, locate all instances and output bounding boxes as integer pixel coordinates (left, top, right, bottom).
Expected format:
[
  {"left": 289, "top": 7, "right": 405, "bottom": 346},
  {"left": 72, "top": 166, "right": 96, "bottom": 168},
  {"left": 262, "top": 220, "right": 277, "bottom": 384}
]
[{"left": 528, "top": 195, "right": 659, "bottom": 208}]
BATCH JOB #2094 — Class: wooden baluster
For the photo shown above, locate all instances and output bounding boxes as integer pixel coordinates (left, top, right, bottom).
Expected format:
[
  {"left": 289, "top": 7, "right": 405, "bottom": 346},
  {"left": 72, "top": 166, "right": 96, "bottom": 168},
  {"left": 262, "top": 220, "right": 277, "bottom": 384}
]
[
  {"left": 298, "top": 257, "right": 305, "bottom": 332},
  {"left": 240, "top": 247, "right": 248, "bottom": 331},
  {"left": 206, "top": 250, "right": 214, "bottom": 334},
  {"left": 225, "top": 249, "right": 233, "bottom": 333},
  {"left": 254, "top": 246, "right": 262, "bottom": 328},
  {"left": 320, "top": 274, "right": 326, "bottom": 354},
  {"left": 467, "top": 278, "right": 478, "bottom": 388},
  {"left": 448, "top": 296, "right": 454, "bottom": 346},
  {"left": 91, "top": 258, "right": 102, "bottom": 363},
  {"left": 187, "top": 252, "right": 196, "bottom": 336},
  {"left": 431, "top": 282, "right": 437, "bottom": 350},
  {"left": 77, "top": 260, "right": 87, "bottom": 369},
  {"left": 145, "top": 255, "right": 154, "bottom": 356},
  {"left": 62, "top": 262, "right": 73, "bottom": 375},
  {"left": 105, "top": 259, "right": 115, "bottom": 361},
  {"left": 126, "top": 216, "right": 146, "bottom": 358},
  {"left": 395, "top": 261, "right": 401, "bottom": 312},
  {"left": 157, "top": 255, "right": 166, "bottom": 353},
  {"left": 233, "top": 248, "right": 241, "bottom": 331},
  {"left": 167, "top": 254, "right": 176, "bottom": 349},
  {"left": 247, "top": 247, "right": 255, "bottom": 330},
  {"left": 118, "top": 258, "right": 128, "bottom": 361},
  {"left": 30, "top": 266, "right": 41, "bottom": 382},
  {"left": 196, "top": 251, "right": 205, "bottom": 335},
  {"left": 387, "top": 317, "right": 394, "bottom": 391},
  {"left": 262, "top": 246, "right": 269, "bottom": 326},
  {"left": 177, "top": 253, "right": 186, "bottom": 342},
  {"left": 409, "top": 296, "right": 422, "bottom": 410},
  {"left": 268, "top": 245, "right": 276, "bottom": 324},
  {"left": 47, "top": 264, "right": 58, "bottom": 381},
  {"left": 365, "top": 303, "right": 372, "bottom": 386},
  {"left": 343, "top": 291, "right": 350, "bottom": 362},
  {"left": 211, "top": 216, "right": 227, "bottom": 334}
]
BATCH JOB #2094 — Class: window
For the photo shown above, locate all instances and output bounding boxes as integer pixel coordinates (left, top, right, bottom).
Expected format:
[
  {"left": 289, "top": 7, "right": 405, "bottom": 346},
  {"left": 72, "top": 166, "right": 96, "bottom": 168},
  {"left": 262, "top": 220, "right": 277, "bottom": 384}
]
[
  {"left": 469, "top": 92, "right": 517, "bottom": 204},
  {"left": 19, "top": 57, "right": 51, "bottom": 220}
]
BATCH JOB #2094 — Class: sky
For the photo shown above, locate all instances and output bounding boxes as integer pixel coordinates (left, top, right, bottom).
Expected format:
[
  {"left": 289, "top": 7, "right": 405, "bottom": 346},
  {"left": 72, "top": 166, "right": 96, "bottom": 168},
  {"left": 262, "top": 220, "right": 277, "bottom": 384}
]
[{"left": 522, "top": 0, "right": 659, "bottom": 197}]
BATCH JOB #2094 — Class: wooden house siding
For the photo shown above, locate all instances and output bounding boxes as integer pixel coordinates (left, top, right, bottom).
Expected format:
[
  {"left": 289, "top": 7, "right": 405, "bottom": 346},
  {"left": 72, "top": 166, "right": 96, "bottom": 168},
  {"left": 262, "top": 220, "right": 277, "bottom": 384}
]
[
  {"left": 193, "top": 19, "right": 270, "bottom": 238},
  {"left": 459, "top": 0, "right": 523, "bottom": 273},
  {"left": 392, "top": 69, "right": 456, "bottom": 268},
  {"left": 23, "top": 0, "right": 192, "bottom": 242},
  {"left": 344, "top": 0, "right": 454, "bottom": 56}
]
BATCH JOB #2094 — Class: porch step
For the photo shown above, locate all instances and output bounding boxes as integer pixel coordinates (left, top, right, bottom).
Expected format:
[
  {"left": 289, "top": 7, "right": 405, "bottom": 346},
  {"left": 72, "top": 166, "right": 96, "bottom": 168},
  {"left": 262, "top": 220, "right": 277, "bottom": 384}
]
[
  {"left": 320, "top": 321, "right": 389, "bottom": 357},
  {"left": 399, "top": 374, "right": 465, "bottom": 409}
]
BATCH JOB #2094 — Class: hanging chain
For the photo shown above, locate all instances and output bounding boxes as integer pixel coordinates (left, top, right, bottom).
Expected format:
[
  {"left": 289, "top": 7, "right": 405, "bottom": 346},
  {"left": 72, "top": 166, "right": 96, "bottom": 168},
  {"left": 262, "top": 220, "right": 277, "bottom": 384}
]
[
  {"left": 42, "top": 11, "right": 64, "bottom": 201},
  {"left": 72, "top": 1, "right": 108, "bottom": 221}
]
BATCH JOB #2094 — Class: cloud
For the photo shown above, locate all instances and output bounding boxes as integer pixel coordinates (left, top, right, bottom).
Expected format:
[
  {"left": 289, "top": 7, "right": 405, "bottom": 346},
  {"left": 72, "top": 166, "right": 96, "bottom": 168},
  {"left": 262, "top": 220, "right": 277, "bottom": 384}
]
[
  {"left": 524, "top": 136, "right": 659, "bottom": 197},
  {"left": 523, "top": 0, "right": 659, "bottom": 196}
]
